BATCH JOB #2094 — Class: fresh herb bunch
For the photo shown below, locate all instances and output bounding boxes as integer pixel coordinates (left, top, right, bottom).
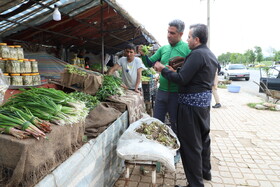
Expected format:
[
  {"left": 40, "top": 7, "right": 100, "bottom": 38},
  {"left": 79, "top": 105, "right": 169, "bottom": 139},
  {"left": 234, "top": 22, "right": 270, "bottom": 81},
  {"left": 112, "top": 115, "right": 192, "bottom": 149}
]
[
  {"left": 141, "top": 45, "right": 152, "bottom": 55},
  {"left": 96, "top": 75, "right": 124, "bottom": 101},
  {"left": 69, "top": 91, "right": 100, "bottom": 110},
  {"left": 65, "top": 64, "right": 87, "bottom": 76},
  {"left": 142, "top": 67, "right": 156, "bottom": 77}
]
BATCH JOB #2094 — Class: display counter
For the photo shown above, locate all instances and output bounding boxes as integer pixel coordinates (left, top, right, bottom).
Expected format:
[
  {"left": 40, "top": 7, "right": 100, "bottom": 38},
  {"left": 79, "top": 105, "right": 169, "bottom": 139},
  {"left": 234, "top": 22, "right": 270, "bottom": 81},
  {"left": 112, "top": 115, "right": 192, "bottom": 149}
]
[{"left": 36, "top": 111, "right": 128, "bottom": 187}]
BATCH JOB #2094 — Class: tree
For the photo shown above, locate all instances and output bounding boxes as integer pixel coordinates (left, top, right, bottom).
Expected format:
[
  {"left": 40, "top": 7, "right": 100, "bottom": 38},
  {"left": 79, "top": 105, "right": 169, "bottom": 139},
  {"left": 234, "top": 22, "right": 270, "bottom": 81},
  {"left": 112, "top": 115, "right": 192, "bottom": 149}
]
[
  {"left": 244, "top": 49, "right": 256, "bottom": 63},
  {"left": 273, "top": 50, "right": 280, "bottom": 61},
  {"left": 254, "top": 46, "right": 263, "bottom": 63},
  {"left": 218, "top": 52, "right": 231, "bottom": 65}
]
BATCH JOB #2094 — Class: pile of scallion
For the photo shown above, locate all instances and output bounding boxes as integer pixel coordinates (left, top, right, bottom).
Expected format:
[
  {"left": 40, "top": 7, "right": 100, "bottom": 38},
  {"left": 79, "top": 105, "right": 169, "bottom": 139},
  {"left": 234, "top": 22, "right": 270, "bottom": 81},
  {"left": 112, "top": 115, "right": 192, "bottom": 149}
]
[{"left": 2, "top": 88, "right": 89, "bottom": 132}]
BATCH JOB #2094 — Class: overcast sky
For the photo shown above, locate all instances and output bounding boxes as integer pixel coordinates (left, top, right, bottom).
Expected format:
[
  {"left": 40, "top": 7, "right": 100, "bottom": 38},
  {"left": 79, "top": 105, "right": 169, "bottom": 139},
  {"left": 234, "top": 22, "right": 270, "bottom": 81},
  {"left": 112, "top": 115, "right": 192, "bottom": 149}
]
[{"left": 116, "top": 0, "right": 280, "bottom": 57}]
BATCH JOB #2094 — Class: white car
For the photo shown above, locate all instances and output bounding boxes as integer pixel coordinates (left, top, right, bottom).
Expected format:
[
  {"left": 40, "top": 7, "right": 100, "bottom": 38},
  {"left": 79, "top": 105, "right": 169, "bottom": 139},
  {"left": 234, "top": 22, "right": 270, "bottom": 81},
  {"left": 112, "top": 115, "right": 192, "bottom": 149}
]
[{"left": 224, "top": 64, "right": 250, "bottom": 81}]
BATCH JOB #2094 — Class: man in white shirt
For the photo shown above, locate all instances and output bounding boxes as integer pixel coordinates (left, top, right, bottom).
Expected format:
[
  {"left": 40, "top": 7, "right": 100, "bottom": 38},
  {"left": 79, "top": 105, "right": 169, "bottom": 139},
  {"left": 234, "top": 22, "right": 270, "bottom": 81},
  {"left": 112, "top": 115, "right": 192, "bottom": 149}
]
[{"left": 108, "top": 44, "right": 145, "bottom": 93}]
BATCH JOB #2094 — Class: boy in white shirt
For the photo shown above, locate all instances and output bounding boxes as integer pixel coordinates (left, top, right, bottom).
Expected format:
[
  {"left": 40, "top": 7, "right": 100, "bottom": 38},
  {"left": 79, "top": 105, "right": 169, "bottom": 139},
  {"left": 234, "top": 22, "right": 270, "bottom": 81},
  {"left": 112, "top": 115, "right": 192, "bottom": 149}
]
[{"left": 108, "top": 44, "right": 145, "bottom": 93}]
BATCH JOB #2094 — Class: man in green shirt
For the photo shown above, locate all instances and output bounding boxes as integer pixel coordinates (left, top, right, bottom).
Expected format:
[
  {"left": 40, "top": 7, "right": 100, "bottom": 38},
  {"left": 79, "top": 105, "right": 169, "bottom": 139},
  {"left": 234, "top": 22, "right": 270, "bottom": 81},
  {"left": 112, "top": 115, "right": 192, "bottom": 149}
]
[{"left": 139, "top": 19, "right": 191, "bottom": 137}]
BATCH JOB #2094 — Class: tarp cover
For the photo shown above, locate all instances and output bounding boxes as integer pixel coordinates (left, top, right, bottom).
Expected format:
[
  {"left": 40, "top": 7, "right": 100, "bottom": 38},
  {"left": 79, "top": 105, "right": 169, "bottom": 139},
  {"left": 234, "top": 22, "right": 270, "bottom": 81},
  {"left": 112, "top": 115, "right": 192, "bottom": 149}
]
[
  {"left": 0, "top": 121, "right": 85, "bottom": 187},
  {"left": 107, "top": 90, "right": 146, "bottom": 124},
  {"left": 25, "top": 52, "right": 67, "bottom": 80}
]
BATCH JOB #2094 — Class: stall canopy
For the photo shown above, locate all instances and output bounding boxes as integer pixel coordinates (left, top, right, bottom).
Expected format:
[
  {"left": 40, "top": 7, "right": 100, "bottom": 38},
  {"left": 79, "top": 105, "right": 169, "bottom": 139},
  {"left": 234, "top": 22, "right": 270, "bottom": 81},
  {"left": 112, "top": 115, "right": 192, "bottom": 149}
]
[{"left": 0, "top": 0, "right": 159, "bottom": 55}]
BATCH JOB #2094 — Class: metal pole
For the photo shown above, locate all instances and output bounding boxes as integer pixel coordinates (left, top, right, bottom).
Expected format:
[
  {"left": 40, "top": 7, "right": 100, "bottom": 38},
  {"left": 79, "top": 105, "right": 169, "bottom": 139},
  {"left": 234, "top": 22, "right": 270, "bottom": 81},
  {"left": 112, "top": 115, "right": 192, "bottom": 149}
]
[
  {"left": 101, "top": 0, "right": 104, "bottom": 74},
  {"left": 207, "top": 0, "right": 210, "bottom": 48}
]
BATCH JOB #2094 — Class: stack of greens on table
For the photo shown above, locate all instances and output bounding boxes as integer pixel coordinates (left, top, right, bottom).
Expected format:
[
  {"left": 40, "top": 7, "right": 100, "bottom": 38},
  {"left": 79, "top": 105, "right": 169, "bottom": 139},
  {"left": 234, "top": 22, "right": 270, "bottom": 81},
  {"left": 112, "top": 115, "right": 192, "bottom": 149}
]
[
  {"left": 142, "top": 67, "right": 156, "bottom": 81},
  {"left": 0, "top": 87, "right": 89, "bottom": 139},
  {"left": 65, "top": 64, "right": 87, "bottom": 76},
  {"left": 69, "top": 91, "right": 100, "bottom": 110},
  {"left": 95, "top": 75, "right": 125, "bottom": 101}
]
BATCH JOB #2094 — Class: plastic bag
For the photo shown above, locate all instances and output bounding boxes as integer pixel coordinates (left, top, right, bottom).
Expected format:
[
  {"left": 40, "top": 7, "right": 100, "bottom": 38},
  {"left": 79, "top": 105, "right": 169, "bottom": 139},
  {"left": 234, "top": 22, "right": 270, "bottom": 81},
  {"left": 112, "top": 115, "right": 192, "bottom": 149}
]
[
  {"left": 0, "top": 69, "right": 9, "bottom": 105},
  {"left": 116, "top": 116, "right": 180, "bottom": 172}
]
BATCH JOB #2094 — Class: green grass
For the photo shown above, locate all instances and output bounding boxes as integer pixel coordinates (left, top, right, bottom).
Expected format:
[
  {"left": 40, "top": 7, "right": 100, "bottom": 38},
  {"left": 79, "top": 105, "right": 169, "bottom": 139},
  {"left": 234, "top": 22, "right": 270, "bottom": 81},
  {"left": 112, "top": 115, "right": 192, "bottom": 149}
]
[{"left": 247, "top": 102, "right": 277, "bottom": 111}]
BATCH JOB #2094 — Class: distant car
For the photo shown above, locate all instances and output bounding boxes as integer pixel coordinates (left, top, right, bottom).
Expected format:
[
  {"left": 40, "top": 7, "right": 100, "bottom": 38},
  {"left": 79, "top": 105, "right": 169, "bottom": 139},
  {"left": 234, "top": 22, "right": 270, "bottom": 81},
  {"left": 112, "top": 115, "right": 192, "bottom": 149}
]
[{"left": 224, "top": 64, "right": 250, "bottom": 81}]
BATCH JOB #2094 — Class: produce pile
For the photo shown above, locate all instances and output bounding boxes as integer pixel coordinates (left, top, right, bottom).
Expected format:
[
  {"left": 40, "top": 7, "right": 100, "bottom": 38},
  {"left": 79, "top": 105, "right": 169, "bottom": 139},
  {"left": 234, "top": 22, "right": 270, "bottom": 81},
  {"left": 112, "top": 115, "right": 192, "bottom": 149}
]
[
  {"left": 69, "top": 91, "right": 99, "bottom": 110},
  {"left": 96, "top": 75, "right": 125, "bottom": 100},
  {"left": 0, "top": 87, "right": 89, "bottom": 139},
  {"left": 65, "top": 64, "right": 87, "bottom": 76},
  {"left": 135, "top": 121, "right": 179, "bottom": 149},
  {"left": 142, "top": 67, "right": 157, "bottom": 82}
]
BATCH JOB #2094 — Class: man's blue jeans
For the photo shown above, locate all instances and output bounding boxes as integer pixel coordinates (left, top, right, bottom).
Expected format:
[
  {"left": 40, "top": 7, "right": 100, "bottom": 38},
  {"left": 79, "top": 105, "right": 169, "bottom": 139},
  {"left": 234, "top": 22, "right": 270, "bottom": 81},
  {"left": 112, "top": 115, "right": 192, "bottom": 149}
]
[{"left": 153, "top": 89, "right": 178, "bottom": 134}]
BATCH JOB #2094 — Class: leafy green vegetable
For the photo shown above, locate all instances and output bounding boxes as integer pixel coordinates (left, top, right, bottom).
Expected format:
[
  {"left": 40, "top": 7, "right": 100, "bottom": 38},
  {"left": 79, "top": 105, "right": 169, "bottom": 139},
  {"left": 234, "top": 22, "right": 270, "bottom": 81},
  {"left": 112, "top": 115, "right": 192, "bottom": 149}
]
[
  {"left": 141, "top": 45, "right": 152, "bottom": 55},
  {"left": 69, "top": 91, "right": 100, "bottom": 110},
  {"left": 65, "top": 64, "right": 87, "bottom": 76},
  {"left": 96, "top": 75, "right": 124, "bottom": 101}
]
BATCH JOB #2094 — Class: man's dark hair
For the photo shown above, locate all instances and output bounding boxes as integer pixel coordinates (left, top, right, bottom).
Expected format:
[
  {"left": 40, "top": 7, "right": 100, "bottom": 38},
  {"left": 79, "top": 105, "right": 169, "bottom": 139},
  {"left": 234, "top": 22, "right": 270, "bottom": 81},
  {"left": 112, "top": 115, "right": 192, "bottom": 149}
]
[
  {"left": 124, "top": 43, "right": 136, "bottom": 51},
  {"left": 189, "top": 24, "right": 208, "bottom": 44},
  {"left": 169, "top": 19, "right": 185, "bottom": 33}
]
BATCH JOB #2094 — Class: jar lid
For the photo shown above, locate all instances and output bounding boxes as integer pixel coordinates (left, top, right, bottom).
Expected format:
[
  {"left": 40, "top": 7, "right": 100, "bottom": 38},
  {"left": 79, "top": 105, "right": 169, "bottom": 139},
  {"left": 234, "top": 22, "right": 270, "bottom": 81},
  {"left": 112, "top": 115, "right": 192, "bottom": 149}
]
[
  {"left": 8, "top": 46, "right": 15, "bottom": 48},
  {"left": 10, "top": 73, "right": 21, "bottom": 76},
  {"left": 29, "top": 59, "right": 36, "bottom": 61},
  {"left": 8, "top": 58, "right": 17, "bottom": 60},
  {"left": 0, "top": 43, "right": 7, "bottom": 45},
  {"left": 14, "top": 45, "right": 21, "bottom": 47},
  {"left": 3, "top": 73, "right": 9, "bottom": 75},
  {"left": 21, "top": 73, "right": 31, "bottom": 76}
]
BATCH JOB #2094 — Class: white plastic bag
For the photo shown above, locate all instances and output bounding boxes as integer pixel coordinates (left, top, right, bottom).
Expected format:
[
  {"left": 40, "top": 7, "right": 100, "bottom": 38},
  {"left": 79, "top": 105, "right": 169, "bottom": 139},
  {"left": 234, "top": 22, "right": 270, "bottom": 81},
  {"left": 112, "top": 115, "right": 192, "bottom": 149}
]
[
  {"left": 0, "top": 69, "right": 9, "bottom": 105},
  {"left": 116, "top": 117, "right": 180, "bottom": 172}
]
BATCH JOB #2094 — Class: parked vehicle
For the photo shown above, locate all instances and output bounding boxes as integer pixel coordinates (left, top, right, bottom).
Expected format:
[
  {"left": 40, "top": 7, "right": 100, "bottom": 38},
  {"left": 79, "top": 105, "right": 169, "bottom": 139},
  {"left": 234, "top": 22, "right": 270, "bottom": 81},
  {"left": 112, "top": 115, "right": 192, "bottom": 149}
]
[
  {"left": 224, "top": 64, "right": 250, "bottom": 81},
  {"left": 259, "top": 65, "right": 280, "bottom": 92}
]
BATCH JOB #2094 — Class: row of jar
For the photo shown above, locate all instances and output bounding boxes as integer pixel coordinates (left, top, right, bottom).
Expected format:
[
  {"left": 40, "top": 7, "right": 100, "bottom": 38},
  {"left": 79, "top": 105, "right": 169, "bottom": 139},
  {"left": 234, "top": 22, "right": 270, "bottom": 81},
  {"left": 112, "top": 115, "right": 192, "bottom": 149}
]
[
  {"left": 71, "top": 57, "right": 85, "bottom": 68},
  {"left": 4, "top": 73, "right": 41, "bottom": 86},
  {"left": 0, "top": 58, "right": 38, "bottom": 74},
  {"left": 0, "top": 43, "right": 24, "bottom": 60}
]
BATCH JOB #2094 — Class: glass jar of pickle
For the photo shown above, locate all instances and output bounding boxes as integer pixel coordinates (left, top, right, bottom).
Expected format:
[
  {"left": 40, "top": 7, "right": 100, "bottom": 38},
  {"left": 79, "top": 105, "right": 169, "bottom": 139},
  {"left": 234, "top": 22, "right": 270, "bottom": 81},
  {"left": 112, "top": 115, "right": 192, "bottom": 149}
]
[
  {"left": 0, "top": 58, "right": 6, "bottom": 72},
  {"left": 8, "top": 46, "right": 18, "bottom": 59},
  {"left": 6, "top": 58, "right": 21, "bottom": 73},
  {"left": 0, "top": 43, "right": 10, "bottom": 59},
  {"left": 3, "top": 73, "right": 10, "bottom": 85},
  {"left": 31, "top": 73, "right": 41, "bottom": 85},
  {"left": 21, "top": 73, "right": 33, "bottom": 85},
  {"left": 21, "top": 59, "right": 32, "bottom": 73},
  {"left": 29, "top": 59, "right": 38, "bottom": 72},
  {"left": 10, "top": 73, "right": 23, "bottom": 86},
  {"left": 14, "top": 45, "right": 24, "bottom": 59}
]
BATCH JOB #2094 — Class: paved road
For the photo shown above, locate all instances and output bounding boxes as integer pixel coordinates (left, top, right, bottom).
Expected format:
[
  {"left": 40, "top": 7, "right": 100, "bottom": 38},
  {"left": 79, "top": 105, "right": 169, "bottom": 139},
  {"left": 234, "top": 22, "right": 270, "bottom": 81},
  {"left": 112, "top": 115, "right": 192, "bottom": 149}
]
[{"left": 219, "top": 69, "right": 267, "bottom": 98}]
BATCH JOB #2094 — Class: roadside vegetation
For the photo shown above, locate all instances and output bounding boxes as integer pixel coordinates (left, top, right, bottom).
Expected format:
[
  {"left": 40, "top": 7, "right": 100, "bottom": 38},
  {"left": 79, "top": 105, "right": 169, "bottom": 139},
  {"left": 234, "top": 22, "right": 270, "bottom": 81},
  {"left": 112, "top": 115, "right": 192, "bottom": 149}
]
[{"left": 218, "top": 46, "right": 280, "bottom": 67}]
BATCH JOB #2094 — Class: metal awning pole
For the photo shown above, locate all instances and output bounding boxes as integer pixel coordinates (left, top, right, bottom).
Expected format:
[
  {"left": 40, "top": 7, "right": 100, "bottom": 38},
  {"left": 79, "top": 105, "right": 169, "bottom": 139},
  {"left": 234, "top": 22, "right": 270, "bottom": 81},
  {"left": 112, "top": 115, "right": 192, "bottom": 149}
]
[{"left": 101, "top": 0, "right": 104, "bottom": 74}]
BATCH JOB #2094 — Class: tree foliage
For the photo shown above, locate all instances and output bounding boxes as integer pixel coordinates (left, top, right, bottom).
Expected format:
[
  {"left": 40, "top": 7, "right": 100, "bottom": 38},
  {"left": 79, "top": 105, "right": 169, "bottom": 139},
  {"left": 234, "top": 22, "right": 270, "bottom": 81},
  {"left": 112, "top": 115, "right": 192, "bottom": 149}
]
[{"left": 216, "top": 46, "right": 280, "bottom": 65}]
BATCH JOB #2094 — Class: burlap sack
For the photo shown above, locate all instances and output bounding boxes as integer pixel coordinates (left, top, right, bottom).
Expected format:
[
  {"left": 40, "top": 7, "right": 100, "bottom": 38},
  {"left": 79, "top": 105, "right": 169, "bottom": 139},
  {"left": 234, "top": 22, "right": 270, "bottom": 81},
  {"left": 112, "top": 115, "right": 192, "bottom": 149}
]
[
  {"left": 0, "top": 121, "right": 85, "bottom": 187},
  {"left": 61, "top": 71, "right": 103, "bottom": 95},
  {"left": 85, "top": 102, "right": 122, "bottom": 139}
]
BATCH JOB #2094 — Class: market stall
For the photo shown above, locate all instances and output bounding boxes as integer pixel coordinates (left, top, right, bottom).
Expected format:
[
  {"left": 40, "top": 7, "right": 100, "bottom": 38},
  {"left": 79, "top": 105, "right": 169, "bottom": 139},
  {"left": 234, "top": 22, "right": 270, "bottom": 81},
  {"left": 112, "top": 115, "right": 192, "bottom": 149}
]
[{"left": 0, "top": 0, "right": 159, "bottom": 186}]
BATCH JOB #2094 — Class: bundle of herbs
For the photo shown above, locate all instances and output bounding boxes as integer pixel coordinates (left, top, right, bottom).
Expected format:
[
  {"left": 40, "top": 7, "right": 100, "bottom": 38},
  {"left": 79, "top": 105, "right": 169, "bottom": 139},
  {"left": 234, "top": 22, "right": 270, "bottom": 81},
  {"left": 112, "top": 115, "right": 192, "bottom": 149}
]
[
  {"left": 96, "top": 75, "right": 125, "bottom": 101},
  {"left": 69, "top": 91, "right": 100, "bottom": 110},
  {"left": 135, "top": 121, "right": 179, "bottom": 149}
]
